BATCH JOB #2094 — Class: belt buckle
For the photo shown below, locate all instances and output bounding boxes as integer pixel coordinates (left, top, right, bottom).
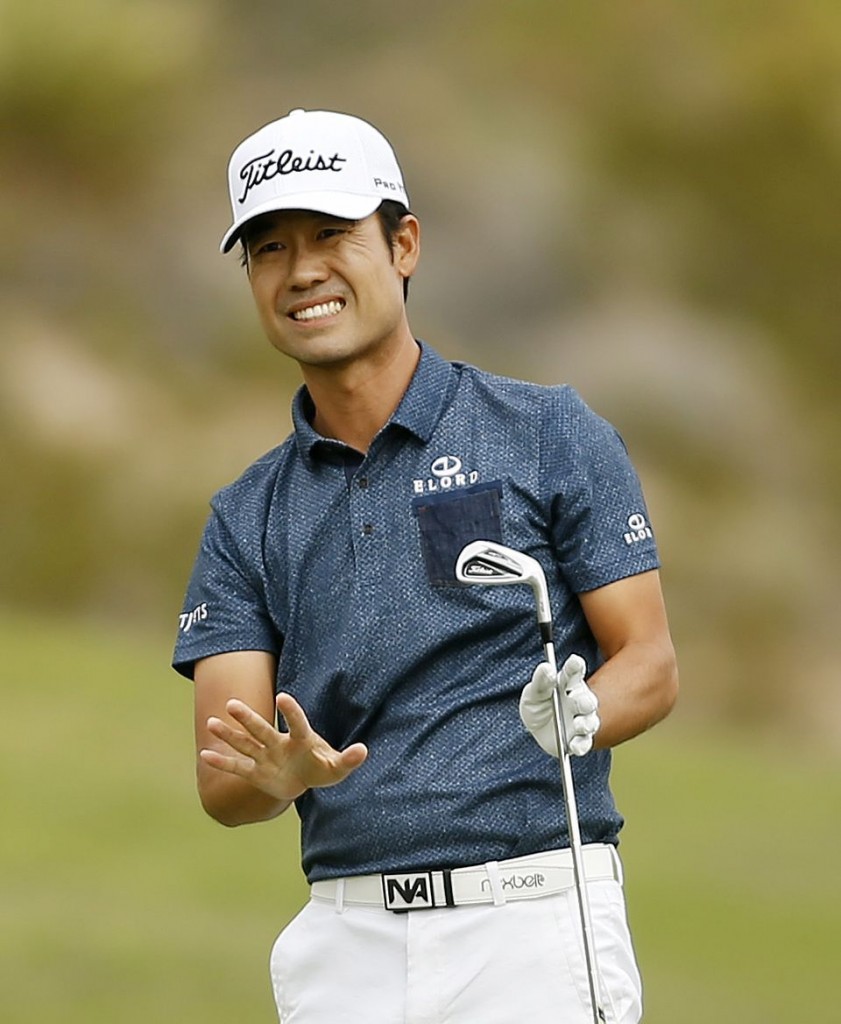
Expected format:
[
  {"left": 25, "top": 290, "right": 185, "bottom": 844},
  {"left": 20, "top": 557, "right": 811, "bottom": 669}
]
[
  {"left": 381, "top": 870, "right": 438, "bottom": 912},
  {"left": 381, "top": 872, "right": 442, "bottom": 913}
]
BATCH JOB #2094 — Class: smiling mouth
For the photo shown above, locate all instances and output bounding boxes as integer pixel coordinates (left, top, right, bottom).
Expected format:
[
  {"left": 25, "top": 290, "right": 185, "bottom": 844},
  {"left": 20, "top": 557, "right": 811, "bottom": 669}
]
[{"left": 290, "top": 299, "right": 345, "bottom": 322}]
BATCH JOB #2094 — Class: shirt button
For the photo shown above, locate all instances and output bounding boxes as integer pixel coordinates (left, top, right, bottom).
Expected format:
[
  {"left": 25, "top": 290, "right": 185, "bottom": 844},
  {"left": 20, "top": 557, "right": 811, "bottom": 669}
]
[
  {"left": 358, "top": 477, "right": 369, "bottom": 489},
  {"left": 362, "top": 523, "right": 374, "bottom": 536}
]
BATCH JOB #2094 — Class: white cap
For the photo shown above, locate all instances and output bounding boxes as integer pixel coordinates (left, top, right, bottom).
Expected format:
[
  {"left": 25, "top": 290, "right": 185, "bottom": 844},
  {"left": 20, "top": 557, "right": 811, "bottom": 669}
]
[{"left": 220, "top": 108, "right": 409, "bottom": 253}]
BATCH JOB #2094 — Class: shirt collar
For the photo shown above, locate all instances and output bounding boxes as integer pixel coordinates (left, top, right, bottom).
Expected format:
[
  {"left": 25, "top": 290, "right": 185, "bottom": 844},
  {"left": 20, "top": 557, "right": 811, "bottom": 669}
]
[{"left": 291, "top": 341, "right": 457, "bottom": 462}]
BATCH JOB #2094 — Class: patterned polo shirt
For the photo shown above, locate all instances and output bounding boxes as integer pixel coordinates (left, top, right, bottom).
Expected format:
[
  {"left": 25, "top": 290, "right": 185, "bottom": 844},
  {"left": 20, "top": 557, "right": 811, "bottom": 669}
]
[{"left": 173, "top": 341, "right": 660, "bottom": 881}]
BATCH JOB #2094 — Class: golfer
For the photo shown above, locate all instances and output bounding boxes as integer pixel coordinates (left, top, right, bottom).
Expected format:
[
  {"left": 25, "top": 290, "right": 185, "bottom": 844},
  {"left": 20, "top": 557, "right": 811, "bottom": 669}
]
[{"left": 173, "top": 108, "right": 678, "bottom": 1024}]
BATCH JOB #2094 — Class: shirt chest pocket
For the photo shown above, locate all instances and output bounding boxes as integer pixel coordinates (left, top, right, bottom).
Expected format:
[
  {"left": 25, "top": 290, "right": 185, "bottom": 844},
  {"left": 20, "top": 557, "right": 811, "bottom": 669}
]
[{"left": 412, "top": 482, "right": 504, "bottom": 587}]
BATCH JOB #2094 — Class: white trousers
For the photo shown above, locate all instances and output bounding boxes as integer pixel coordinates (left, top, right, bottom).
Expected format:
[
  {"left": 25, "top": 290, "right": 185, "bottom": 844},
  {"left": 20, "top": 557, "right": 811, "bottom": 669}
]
[{"left": 269, "top": 874, "right": 642, "bottom": 1023}]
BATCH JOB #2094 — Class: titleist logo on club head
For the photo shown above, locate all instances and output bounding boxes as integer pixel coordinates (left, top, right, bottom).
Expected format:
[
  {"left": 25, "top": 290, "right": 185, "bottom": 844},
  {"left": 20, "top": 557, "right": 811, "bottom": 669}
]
[
  {"left": 237, "top": 148, "right": 348, "bottom": 204},
  {"left": 464, "top": 561, "right": 506, "bottom": 577}
]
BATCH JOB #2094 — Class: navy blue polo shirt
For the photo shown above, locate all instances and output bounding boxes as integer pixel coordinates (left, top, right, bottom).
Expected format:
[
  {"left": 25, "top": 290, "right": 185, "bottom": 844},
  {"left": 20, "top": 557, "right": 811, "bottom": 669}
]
[{"left": 173, "top": 342, "right": 660, "bottom": 881}]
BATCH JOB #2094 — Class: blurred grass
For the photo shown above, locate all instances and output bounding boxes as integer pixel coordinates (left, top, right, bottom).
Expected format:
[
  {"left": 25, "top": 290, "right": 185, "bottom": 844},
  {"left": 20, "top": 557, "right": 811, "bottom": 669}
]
[
  {"left": 0, "top": 610, "right": 307, "bottom": 1022},
  {"left": 614, "top": 729, "right": 841, "bottom": 1022},
  {"left": 1, "top": 610, "right": 838, "bottom": 1022}
]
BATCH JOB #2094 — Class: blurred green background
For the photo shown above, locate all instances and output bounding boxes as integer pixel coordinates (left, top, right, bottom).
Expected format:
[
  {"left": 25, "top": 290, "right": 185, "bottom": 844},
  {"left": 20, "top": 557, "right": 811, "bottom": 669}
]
[{"left": 2, "top": 1, "right": 839, "bottom": 1021}]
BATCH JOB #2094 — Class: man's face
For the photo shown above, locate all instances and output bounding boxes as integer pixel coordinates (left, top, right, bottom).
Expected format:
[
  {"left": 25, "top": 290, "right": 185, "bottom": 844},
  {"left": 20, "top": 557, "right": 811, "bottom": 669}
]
[{"left": 243, "top": 209, "right": 419, "bottom": 369}]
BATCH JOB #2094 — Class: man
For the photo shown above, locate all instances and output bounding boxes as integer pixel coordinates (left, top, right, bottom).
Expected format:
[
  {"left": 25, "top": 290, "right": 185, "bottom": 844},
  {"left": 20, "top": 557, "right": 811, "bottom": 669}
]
[{"left": 173, "top": 108, "right": 678, "bottom": 1024}]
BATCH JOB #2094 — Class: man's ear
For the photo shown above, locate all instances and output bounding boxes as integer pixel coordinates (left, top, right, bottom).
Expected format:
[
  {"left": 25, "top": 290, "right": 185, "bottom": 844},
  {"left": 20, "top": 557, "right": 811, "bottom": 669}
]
[{"left": 393, "top": 214, "right": 421, "bottom": 279}]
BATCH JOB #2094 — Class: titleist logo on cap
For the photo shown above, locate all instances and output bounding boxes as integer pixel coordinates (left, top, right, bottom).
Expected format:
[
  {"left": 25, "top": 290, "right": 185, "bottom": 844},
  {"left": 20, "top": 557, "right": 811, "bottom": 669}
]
[
  {"left": 220, "top": 109, "right": 409, "bottom": 253},
  {"left": 237, "top": 148, "right": 348, "bottom": 204}
]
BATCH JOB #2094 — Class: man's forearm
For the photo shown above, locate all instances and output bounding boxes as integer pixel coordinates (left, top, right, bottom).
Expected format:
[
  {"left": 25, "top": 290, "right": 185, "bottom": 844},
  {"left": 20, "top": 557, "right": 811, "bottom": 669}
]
[
  {"left": 197, "top": 766, "right": 292, "bottom": 827},
  {"left": 589, "top": 639, "right": 678, "bottom": 750}
]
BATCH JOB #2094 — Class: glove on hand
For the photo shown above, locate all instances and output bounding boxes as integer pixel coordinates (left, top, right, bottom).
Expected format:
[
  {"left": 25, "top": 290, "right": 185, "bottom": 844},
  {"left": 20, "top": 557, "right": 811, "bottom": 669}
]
[{"left": 519, "top": 654, "right": 600, "bottom": 758}]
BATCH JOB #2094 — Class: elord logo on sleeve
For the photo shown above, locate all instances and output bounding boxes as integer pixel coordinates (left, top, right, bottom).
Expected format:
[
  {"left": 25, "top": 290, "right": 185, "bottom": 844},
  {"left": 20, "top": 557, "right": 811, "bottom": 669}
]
[{"left": 623, "top": 513, "right": 653, "bottom": 546}]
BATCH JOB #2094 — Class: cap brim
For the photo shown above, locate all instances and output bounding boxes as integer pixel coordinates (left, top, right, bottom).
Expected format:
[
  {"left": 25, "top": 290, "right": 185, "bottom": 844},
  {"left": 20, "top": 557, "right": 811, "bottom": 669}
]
[{"left": 220, "top": 192, "right": 383, "bottom": 253}]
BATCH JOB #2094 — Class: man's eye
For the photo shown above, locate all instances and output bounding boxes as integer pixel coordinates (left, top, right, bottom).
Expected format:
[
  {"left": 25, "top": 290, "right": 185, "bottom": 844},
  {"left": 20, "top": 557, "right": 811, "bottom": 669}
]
[
  {"left": 318, "top": 227, "right": 345, "bottom": 240},
  {"left": 248, "top": 239, "right": 285, "bottom": 258}
]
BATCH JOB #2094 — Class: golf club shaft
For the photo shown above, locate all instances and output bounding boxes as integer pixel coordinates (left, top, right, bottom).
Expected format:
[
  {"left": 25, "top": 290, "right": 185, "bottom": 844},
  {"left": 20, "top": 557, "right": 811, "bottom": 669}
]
[
  {"left": 454, "top": 541, "right": 605, "bottom": 1021},
  {"left": 544, "top": 639, "right": 604, "bottom": 1024}
]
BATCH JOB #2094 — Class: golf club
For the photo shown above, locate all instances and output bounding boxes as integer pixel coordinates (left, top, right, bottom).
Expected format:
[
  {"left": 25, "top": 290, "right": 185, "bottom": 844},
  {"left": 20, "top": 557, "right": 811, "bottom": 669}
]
[{"left": 455, "top": 540, "right": 605, "bottom": 1024}]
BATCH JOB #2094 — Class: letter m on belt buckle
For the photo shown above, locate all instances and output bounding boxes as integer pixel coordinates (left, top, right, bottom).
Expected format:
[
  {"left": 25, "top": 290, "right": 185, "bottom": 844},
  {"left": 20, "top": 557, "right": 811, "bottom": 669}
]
[{"left": 382, "top": 871, "right": 435, "bottom": 911}]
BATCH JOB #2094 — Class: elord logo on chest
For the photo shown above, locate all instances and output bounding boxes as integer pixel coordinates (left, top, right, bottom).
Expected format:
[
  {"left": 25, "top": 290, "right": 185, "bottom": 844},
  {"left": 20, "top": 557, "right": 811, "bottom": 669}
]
[{"left": 412, "top": 455, "right": 479, "bottom": 495}]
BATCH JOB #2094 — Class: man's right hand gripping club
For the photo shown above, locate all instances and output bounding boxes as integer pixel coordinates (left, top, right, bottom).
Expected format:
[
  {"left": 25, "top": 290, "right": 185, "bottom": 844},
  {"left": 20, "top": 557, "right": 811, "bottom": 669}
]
[
  {"left": 202, "top": 692, "right": 368, "bottom": 803},
  {"left": 519, "top": 654, "right": 600, "bottom": 758}
]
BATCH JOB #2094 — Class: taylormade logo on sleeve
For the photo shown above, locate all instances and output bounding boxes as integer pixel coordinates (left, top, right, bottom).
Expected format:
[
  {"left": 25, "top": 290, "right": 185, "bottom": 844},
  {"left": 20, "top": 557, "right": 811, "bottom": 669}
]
[{"left": 178, "top": 602, "right": 208, "bottom": 633}]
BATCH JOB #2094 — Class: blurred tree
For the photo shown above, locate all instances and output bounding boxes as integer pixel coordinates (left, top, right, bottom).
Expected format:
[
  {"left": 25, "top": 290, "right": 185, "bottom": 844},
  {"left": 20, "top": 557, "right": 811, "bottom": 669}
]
[
  {"left": 2, "top": 0, "right": 839, "bottom": 737},
  {"left": 454, "top": 0, "right": 841, "bottom": 416},
  {"left": 436, "top": 0, "right": 841, "bottom": 732},
  {"left": 0, "top": 0, "right": 212, "bottom": 193}
]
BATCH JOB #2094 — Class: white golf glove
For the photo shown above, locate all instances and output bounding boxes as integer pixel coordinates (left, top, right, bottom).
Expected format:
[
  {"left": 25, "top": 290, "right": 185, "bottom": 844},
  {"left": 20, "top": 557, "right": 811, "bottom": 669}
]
[{"left": 519, "top": 654, "right": 600, "bottom": 758}]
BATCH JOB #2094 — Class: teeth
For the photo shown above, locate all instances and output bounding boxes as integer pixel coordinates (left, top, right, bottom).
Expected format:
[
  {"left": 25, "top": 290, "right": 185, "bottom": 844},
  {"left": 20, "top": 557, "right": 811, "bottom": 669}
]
[{"left": 292, "top": 300, "right": 344, "bottom": 321}]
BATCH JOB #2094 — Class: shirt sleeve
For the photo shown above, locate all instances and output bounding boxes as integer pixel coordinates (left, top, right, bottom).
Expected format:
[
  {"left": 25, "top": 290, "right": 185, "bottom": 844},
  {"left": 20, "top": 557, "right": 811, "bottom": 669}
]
[
  {"left": 544, "top": 386, "right": 660, "bottom": 593},
  {"left": 171, "top": 506, "right": 281, "bottom": 679}
]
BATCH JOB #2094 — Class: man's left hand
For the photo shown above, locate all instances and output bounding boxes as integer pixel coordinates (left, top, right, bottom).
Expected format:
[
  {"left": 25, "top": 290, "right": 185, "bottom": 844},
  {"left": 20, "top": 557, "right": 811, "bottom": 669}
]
[{"left": 519, "top": 654, "right": 600, "bottom": 757}]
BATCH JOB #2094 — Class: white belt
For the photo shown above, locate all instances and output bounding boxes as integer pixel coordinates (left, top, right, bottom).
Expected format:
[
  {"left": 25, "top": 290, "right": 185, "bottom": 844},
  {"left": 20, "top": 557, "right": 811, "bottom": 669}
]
[{"left": 310, "top": 844, "right": 622, "bottom": 913}]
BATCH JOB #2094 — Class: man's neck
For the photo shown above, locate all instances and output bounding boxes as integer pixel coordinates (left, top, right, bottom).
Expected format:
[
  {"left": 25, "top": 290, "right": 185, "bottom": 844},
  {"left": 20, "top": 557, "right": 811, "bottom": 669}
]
[{"left": 303, "top": 335, "right": 421, "bottom": 453}]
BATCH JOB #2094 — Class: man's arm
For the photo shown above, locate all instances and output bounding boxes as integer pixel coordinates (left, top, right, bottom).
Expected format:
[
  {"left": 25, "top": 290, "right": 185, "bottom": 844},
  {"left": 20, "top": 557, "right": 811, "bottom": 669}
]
[
  {"left": 194, "top": 651, "right": 288, "bottom": 825},
  {"left": 194, "top": 650, "right": 368, "bottom": 827},
  {"left": 578, "top": 569, "right": 678, "bottom": 749}
]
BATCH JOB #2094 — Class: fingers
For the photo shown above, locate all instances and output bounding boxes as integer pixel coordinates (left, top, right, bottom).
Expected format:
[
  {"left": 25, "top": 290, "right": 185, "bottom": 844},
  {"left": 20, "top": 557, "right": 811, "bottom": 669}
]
[
  {"left": 559, "top": 654, "right": 597, "bottom": 721},
  {"left": 527, "top": 661, "right": 556, "bottom": 698},
  {"left": 571, "top": 709, "right": 600, "bottom": 736},
  {"left": 206, "top": 713, "right": 265, "bottom": 757},
  {"left": 566, "top": 702, "right": 600, "bottom": 757},
  {"left": 565, "top": 686, "right": 599, "bottom": 716},
  {"left": 528, "top": 656, "right": 588, "bottom": 701},
  {"left": 337, "top": 742, "right": 368, "bottom": 774},
  {"left": 275, "top": 692, "right": 367, "bottom": 771},
  {"left": 204, "top": 698, "right": 281, "bottom": 767},
  {"left": 521, "top": 653, "right": 600, "bottom": 759},
  {"left": 568, "top": 720, "right": 600, "bottom": 755},
  {"left": 199, "top": 746, "right": 256, "bottom": 775},
  {"left": 202, "top": 713, "right": 267, "bottom": 779},
  {"left": 568, "top": 733, "right": 594, "bottom": 757},
  {"left": 275, "top": 691, "right": 314, "bottom": 738},
  {"left": 201, "top": 699, "right": 279, "bottom": 780},
  {"left": 559, "top": 653, "right": 587, "bottom": 690},
  {"left": 226, "top": 698, "right": 282, "bottom": 743},
  {"left": 201, "top": 692, "right": 367, "bottom": 798}
]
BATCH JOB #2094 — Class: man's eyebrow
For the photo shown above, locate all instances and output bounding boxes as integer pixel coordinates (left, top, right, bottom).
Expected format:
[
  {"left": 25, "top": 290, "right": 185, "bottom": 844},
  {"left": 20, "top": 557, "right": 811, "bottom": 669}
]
[
  {"left": 315, "top": 214, "right": 357, "bottom": 227},
  {"left": 245, "top": 212, "right": 357, "bottom": 246},
  {"left": 244, "top": 218, "right": 281, "bottom": 245}
]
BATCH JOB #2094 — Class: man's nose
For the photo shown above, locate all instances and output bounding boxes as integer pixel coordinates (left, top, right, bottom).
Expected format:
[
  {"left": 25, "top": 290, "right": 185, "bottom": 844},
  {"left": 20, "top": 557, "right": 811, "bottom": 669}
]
[{"left": 287, "top": 243, "right": 329, "bottom": 289}]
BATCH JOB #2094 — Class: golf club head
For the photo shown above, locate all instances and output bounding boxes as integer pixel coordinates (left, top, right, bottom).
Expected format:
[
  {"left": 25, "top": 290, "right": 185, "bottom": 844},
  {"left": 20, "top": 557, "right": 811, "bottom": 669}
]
[{"left": 455, "top": 541, "right": 552, "bottom": 625}]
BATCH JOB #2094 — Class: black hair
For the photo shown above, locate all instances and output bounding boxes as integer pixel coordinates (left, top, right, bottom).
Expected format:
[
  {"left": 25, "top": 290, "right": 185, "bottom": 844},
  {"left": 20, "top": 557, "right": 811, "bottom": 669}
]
[
  {"left": 238, "top": 200, "right": 413, "bottom": 301},
  {"left": 375, "top": 200, "right": 412, "bottom": 301}
]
